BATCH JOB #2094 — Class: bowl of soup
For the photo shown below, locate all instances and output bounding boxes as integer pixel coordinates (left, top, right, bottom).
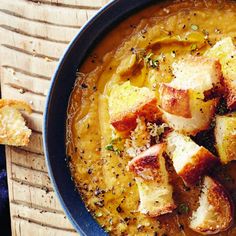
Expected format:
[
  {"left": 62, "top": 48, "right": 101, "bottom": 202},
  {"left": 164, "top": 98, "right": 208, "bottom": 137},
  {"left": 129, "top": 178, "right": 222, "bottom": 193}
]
[{"left": 44, "top": 0, "right": 236, "bottom": 235}]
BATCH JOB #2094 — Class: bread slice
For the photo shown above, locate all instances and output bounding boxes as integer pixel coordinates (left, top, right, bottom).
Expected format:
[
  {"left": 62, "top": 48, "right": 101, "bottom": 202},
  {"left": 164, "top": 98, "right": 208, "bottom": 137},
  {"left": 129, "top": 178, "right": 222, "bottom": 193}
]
[
  {"left": 109, "top": 81, "right": 161, "bottom": 132},
  {"left": 205, "top": 37, "right": 236, "bottom": 109},
  {"left": 128, "top": 144, "right": 176, "bottom": 217},
  {"left": 166, "top": 132, "right": 218, "bottom": 186},
  {"left": 0, "top": 99, "right": 32, "bottom": 146},
  {"left": 215, "top": 113, "right": 236, "bottom": 164},
  {"left": 190, "top": 176, "right": 233, "bottom": 235}
]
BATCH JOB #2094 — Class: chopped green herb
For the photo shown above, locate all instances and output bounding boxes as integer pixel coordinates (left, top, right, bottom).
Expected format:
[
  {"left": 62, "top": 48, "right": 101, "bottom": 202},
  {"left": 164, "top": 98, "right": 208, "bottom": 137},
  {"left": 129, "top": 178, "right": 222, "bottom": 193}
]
[
  {"left": 178, "top": 203, "right": 190, "bottom": 214},
  {"left": 191, "top": 24, "right": 199, "bottom": 31},
  {"left": 95, "top": 212, "right": 103, "bottom": 217},
  {"left": 105, "top": 138, "right": 123, "bottom": 156},
  {"left": 144, "top": 52, "right": 160, "bottom": 69},
  {"left": 191, "top": 44, "right": 197, "bottom": 51},
  {"left": 105, "top": 144, "right": 114, "bottom": 151}
]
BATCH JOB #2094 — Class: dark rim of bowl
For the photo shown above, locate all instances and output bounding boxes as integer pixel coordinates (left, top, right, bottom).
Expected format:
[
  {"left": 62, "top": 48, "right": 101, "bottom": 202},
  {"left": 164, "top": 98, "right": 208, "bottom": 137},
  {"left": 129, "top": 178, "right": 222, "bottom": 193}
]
[{"left": 43, "top": 0, "right": 161, "bottom": 235}]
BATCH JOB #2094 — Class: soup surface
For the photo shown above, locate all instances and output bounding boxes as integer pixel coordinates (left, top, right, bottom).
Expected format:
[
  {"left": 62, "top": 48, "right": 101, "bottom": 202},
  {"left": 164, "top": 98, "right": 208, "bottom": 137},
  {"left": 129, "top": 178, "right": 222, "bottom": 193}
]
[{"left": 67, "top": 1, "right": 236, "bottom": 235}]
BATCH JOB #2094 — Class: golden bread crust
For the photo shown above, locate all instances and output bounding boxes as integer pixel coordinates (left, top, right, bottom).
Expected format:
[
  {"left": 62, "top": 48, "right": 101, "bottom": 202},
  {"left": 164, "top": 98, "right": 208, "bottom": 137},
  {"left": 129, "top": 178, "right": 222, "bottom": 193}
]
[{"left": 159, "top": 83, "right": 191, "bottom": 118}]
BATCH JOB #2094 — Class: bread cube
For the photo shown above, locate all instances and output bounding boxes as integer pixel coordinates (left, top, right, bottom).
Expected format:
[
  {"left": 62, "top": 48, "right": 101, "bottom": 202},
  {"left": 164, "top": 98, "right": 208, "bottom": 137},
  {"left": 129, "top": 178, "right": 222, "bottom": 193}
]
[
  {"left": 159, "top": 56, "right": 220, "bottom": 135},
  {"left": 205, "top": 37, "right": 236, "bottom": 109},
  {"left": 162, "top": 93, "right": 218, "bottom": 136},
  {"left": 171, "top": 56, "right": 222, "bottom": 95},
  {"left": 128, "top": 144, "right": 176, "bottom": 217},
  {"left": 0, "top": 99, "right": 32, "bottom": 146},
  {"left": 190, "top": 176, "right": 233, "bottom": 235},
  {"left": 166, "top": 132, "right": 218, "bottom": 186},
  {"left": 109, "top": 81, "right": 161, "bottom": 132},
  {"left": 215, "top": 113, "right": 236, "bottom": 164}
]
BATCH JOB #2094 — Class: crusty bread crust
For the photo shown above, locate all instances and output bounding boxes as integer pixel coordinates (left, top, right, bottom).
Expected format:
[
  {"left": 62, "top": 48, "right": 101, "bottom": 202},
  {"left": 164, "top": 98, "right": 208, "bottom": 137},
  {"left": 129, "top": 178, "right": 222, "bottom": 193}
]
[
  {"left": 190, "top": 176, "right": 234, "bottom": 234},
  {"left": 0, "top": 99, "right": 32, "bottom": 113},
  {"left": 224, "top": 77, "right": 236, "bottom": 110},
  {"left": 178, "top": 147, "right": 218, "bottom": 186},
  {"left": 159, "top": 83, "right": 191, "bottom": 118},
  {"left": 111, "top": 98, "right": 161, "bottom": 132},
  {"left": 162, "top": 98, "right": 218, "bottom": 136},
  {"left": 204, "top": 37, "right": 236, "bottom": 109},
  {"left": 128, "top": 143, "right": 165, "bottom": 180},
  {"left": 215, "top": 113, "right": 236, "bottom": 164}
]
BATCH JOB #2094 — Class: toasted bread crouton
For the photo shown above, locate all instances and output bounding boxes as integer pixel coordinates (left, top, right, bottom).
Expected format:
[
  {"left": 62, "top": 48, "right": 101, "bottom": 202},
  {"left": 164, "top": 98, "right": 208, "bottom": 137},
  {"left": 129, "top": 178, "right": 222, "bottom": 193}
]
[
  {"left": 128, "top": 144, "right": 176, "bottom": 217},
  {"left": 159, "top": 56, "right": 220, "bottom": 135},
  {"left": 205, "top": 37, "right": 236, "bottom": 109},
  {"left": 215, "top": 113, "right": 236, "bottom": 164},
  {"left": 190, "top": 176, "right": 233, "bottom": 234},
  {"left": 166, "top": 132, "right": 218, "bottom": 186},
  {"left": 109, "top": 81, "right": 161, "bottom": 132},
  {"left": 222, "top": 54, "right": 236, "bottom": 109},
  {"left": 159, "top": 84, "right": 191, "bottom": 118},
  {"left": 0, "top": 99, "right": 32, "bottom": 146},
  {"left": 171, "top": 56, "right": 222, "bottom": 95},
  {"left": 162, "top": 93, "right": 218, "bottom": 136}
]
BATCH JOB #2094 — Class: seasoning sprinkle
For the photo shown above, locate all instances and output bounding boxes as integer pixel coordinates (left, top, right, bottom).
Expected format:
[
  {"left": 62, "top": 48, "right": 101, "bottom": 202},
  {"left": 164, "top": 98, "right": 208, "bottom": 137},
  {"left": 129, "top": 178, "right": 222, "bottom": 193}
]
[{"left": 191, "top": 24, "right": 199, "bottom": 31}]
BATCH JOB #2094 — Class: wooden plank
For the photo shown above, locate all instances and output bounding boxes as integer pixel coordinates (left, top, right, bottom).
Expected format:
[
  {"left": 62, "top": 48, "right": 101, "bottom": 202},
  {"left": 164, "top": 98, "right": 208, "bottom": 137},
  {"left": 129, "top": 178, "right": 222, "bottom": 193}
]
[
  {"left": 11, "top": 180, "right": 62, "bottom": 211},
  {"left": 13, "top": 218, "right": 77, "bottom": 236},
  {"left": 11, "top": 163, "right": 52, "bottom": 189},
  {"left": 0, "top": 0, "right": 98, "bottom": 27},
  {"left": 11, "top": 202, "right": 75, "bottom": 230},
  {"left": 0, "top": 10, "right": 78, "bottom": 43},
  {"left": 27, "top": 0, "right": 106, "bottom": 8},
  {"left": 20, "top": 132, "right": 44, "bottom": 155},
  {"left": 0, "top": 27, "right": 66, "bottom": 60},
  {"left": 2, "top": 84, "right": 46, "bottom": 114},
  {"left": 9, "top": 148, "right": 47, "bottom": 173},
  {"left": 0, "top": 45, "right": 57, "bottom": 79},
  {"left": 1, "top": 67, "right": 51, "bottom": 97}
]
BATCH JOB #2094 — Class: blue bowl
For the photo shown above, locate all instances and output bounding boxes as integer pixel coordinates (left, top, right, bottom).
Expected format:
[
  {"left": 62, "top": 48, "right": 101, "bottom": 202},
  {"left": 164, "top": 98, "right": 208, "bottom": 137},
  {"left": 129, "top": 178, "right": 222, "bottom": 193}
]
[{"left": 43, "top": 0, "right": 158, "bottom": 235}]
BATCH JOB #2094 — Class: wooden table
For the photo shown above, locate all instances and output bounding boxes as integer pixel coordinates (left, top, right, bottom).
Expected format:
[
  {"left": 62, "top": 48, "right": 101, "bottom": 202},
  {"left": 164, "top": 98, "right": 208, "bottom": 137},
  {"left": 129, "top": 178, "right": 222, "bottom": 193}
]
[{"left": 0, "top": 1, "right": 109, "bottom": 235}]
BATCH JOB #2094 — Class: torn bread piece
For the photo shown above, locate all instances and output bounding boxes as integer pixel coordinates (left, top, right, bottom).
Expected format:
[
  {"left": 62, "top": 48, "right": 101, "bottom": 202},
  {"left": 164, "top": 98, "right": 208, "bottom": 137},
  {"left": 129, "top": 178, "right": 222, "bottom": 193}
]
[
  {"left": 109, "top": 81, "right": 161, "bottom": 132},
  {"left": 0, "top": 99, "right": 32, "bottom": 146},
  {"left": 205, "top": 37, "right": 236, "bottom": 109},
  {"left": 190, "top": 176, "right": 233, "bottom": 235},
  {"left": 166, "top": 132, "right": 218, "bottom": 186},
  {"left": 128, "top": 144, "right": 176, "bottom": 217},
  {"left": 215, "top": 113, "right": 236, "bottom": 164}
]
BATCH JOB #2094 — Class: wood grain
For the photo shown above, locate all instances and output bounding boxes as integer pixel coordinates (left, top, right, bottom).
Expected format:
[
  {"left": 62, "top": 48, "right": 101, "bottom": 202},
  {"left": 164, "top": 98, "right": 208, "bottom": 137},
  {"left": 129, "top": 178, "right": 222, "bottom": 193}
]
[{"left": 0, "top": 0, "right": 110, "bottom": 235}]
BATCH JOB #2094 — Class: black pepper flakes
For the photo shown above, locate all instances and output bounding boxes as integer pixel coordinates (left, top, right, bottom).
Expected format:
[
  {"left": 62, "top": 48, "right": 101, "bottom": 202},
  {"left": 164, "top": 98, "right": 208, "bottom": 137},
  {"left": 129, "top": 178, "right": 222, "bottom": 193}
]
[
  {"left": 116, "top": 205, "right": 123, "bottom": 213},
  {"left": 81, "top": 83, "right": 88, "bottom": 89}
]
